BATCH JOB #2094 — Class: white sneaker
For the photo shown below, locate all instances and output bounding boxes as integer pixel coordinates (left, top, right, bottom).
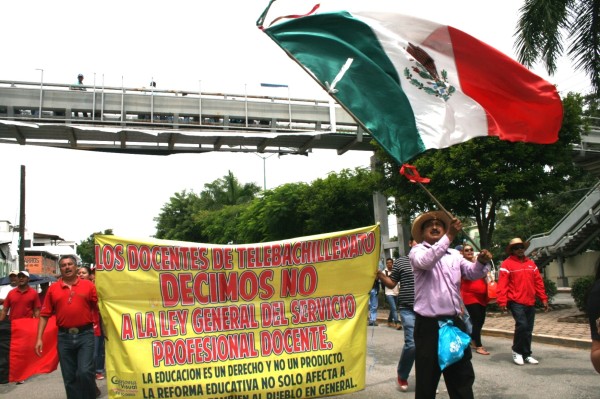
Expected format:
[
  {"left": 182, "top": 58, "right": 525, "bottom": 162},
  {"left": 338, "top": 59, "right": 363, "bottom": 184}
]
[
  {"left": 512, "top": 351, "right": 524, "bottom": 365},
  {"left": 524, "top": 356, "right": 539, "bottom": 364}
]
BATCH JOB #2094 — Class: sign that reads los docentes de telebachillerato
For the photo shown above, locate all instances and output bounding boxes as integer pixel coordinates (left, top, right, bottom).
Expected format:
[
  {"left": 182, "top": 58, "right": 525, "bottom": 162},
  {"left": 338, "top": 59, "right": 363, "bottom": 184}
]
[{"left": 95, "top": 225, "right": 380, "bottom": 399}]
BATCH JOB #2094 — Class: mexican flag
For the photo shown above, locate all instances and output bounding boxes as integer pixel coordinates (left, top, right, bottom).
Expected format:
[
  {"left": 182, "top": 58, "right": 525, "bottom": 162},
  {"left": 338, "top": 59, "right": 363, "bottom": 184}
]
[{"left": 260, "top": 7, "right": 563, "bottom": 164}]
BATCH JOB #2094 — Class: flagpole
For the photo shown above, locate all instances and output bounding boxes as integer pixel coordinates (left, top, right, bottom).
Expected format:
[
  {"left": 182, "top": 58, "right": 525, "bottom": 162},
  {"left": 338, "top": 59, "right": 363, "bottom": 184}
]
[
  {"left": 400, "top": 165, "right": 481, "bottom": 251},
  {"left": 415, "top": 181, "right": 481, "bottom": 252}
]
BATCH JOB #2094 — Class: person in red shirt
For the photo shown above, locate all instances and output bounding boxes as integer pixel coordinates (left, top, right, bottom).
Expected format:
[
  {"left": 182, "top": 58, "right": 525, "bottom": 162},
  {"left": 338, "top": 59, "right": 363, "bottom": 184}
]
[
  {"left": 497, "top": 238, "right": 549, "bottom": 366},
  {"left": 460, "top": 245, "right": 491, "bottom": 356},
  {"left": 78, "top": 265, "right": 106, "bottom": 382},
  {"left": 0, "top": 271, "right": 41, "bottom": 321},
  {"left": 35, "top": 255, "right": 99, "bottom": 399}
]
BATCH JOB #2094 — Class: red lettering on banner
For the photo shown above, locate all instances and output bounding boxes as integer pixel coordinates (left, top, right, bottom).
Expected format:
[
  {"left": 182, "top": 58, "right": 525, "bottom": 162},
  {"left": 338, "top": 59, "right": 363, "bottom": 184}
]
[
  {"left": 260, "top": 325, "right": 332, "bottom": 356},
  {"left": 280, "top": 265, "right": 318, "bottom": 297},
  {"left": 191, "top": 304, "right": 259, "bottom": 334},
  {"left": 121, "top": 314, "right": 135, "bottom": 340},
  {"left": 135, "top": 312, "right": 158, "bottom": 339},
  {"left": 95, "top": 244, "right": 125, "bottom": 271},
  {"left": 290, "top": 295, "right": 357, "bottom": 324},
  {"left": 151, "top": 333, "right": 259, "bottom": 367},
  {"left": 261, "top": 301, "right": 289, "bottom": 327},
  {"left": 160, "top": 273, "right": 180, "bottom": 307},
  {"left": 211, "top": 247, "right": 233, "bottom": 270},
  {"left": 160, "top": 270, "right": 275, "bottom": 306},
  {"left": 126, "top": 245, "right": 210, "bottom": 271}
]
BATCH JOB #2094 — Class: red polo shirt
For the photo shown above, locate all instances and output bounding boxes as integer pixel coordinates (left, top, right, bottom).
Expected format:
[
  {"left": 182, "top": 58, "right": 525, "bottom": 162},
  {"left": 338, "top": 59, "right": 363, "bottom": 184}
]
[
  {"left": 40, "top": 278, "right": 98, "bottom": 329},
  {"left": 4, "top": 286, "right": 41, "bottom": 320}
]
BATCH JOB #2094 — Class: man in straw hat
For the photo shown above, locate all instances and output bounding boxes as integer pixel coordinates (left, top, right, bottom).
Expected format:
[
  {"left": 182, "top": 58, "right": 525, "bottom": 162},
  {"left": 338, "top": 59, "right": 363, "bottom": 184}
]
[
  {"left": 408, "top": 210, "right": 491, "bottom": 398},
  {"left": 497, "top": 237, "right": 548, "bottom": 366}
]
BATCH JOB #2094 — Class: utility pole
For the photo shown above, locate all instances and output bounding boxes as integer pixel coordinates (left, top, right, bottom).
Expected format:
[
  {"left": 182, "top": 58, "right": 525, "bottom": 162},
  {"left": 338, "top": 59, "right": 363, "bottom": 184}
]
[{"left": 19, "top": 165, "right": 26, "bottom": 272}]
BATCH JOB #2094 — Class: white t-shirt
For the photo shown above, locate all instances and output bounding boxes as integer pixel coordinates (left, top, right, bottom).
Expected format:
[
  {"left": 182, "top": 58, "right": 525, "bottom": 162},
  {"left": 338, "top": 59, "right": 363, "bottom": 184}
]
[{"left": 383, "top": 269, "right": 400, "bottom": 296}]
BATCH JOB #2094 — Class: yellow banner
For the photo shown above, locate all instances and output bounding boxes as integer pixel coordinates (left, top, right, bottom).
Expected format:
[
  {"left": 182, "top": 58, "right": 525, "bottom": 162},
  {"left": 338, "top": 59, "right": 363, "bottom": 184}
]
[{"left": 95, "top": 225, "right": 380, "bottom": 399}]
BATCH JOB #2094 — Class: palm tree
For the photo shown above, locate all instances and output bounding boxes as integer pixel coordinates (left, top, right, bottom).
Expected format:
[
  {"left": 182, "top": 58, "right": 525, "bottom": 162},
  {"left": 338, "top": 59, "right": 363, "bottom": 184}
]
[
  {"left": 514, "top": 0, "right": 599, "bottom": 95},
  {"left": 199, "top": 171, "right": 261, "bottom": 210}
]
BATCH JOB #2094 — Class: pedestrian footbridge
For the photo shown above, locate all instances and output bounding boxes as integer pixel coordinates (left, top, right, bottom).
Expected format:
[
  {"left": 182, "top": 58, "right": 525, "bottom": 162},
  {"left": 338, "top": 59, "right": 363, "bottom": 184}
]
[
  {"left": 526, "top": 180, "right": 600, "bottom": 269},
  {"left": 0, "top": 80, "right": 374, "bottom": 156},
  {"left": 2, "top": 80, "right": 599, "bottom": 263},
  {"left": 526, "top": 117, "right": 600, "bottom": 269}
]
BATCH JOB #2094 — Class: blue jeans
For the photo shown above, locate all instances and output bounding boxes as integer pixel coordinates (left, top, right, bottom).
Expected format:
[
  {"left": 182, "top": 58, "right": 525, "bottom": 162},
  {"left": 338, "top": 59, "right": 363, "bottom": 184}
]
[
  {"left": 385, "top": 295, "right": 399, "bottom": 323},
  {"left": 397, "top": 308, "right": 416, "bottom": 380},
  {"left": 508, "top": 301, "right": 536, "bottom": 357},
  {"left": 94, "top": 335, "right": 105, "bottom": 373},
  {"left": 57, "top": 329, "right": 96, "bottom": 399},
  {"left": 369, "top": 288, "right": 379, "bottom": 324}
]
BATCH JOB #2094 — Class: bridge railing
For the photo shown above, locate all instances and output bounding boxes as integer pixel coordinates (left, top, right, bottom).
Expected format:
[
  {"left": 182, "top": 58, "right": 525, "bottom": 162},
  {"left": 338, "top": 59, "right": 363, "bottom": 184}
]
[{"left": 0, "top": 80, "right": 360, "bottom": 134}]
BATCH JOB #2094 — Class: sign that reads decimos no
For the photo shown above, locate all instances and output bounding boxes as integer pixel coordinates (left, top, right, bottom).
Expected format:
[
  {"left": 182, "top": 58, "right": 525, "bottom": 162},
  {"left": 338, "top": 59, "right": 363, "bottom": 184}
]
[{"left": 95, "top": 225, "right": 379, "bottom": 399}]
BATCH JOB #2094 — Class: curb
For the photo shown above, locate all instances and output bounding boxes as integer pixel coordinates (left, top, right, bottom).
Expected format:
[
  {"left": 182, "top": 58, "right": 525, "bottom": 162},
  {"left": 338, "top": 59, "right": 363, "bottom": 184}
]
[
  {"left": 375, "top": 315, "right": 591, "bottom": 350},
  {"left": 482, "top": 328, "right": 591, "bottom": 350}
]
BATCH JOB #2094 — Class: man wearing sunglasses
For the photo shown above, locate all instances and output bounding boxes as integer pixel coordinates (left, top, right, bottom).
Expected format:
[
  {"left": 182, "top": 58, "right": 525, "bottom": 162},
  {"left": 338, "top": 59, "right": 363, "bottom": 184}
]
[{"left": 497, "top": 238, "right": 549, "bottom": 366}]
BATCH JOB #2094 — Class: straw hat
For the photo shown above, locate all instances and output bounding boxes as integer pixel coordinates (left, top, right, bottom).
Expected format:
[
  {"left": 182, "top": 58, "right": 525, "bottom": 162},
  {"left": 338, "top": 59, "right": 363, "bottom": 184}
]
[
  {"left": 411, "top": 211, "right": 451, "bottom": 244},
  {"left": 505, "top": 237, "right": 530, "bottom": 254}
]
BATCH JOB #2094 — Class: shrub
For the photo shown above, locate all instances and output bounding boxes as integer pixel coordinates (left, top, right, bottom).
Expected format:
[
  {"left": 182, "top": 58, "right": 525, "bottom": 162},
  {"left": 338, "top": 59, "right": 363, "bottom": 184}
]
[
  {"left": 571, "top": 276, "right": 595, "bottom": 313},
  {"left": 535, "top": 277, "right": 557, "bottom": 308}
]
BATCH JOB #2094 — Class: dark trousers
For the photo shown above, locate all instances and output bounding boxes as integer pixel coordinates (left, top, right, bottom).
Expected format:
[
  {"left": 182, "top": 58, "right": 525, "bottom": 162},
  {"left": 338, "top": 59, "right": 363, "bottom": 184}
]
[
  {"left": 508, "top": 301, "right": 536, "bottom": 357},
  {"left": 57, "top": 329, "right": 96, "bottom": 399},
  {"left": 465, "top": 303, "right": 487, "bottom": 347},
  {"left": 414, "top": 314, "right": 475, "bottom": 399}
]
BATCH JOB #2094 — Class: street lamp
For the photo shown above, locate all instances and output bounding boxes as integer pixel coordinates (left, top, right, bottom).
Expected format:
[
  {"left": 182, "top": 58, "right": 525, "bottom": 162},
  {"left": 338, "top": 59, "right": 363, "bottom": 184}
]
[
  {"left": 35, "top": 68, "right": 43, "bottom": 118},
  {"left": 254, "top": 153, "right": 276, "bottom": 191}
]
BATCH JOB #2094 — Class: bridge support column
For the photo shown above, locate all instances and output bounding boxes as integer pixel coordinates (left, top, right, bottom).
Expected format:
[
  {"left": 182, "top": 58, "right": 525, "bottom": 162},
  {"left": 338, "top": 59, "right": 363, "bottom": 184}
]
[
  {"left": 556, "top": 255, "right": 568, "bottom": 287},
  {"left": 370, "top": 155, "right": 401, "bottom": 259}
]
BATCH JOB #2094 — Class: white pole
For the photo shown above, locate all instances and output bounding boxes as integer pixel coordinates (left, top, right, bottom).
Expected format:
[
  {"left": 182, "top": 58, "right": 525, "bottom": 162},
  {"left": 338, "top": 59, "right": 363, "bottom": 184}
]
[
  {"left": 92, "top": 73, "right": 96, "bottom": 121},
  {"left": 198, "top": 80, "right": 202, "bottom": 125},
  {"left": 245, "top": 83, "right": 248, "bottom": 127},
  {"left": 287, "top": 86, "right": 292, "bottom": 129},
  {"left": 151, "top": 76, "right": 154, "bottom": 123},
  {"left": 101, "top": 74, "right": 105, "bottom": 121},
  {"left": 120, "top": 75, "right": 124, "bottom": 123},
  {"left": 35, "top": 68, "right": 43, "bottom": 118}
]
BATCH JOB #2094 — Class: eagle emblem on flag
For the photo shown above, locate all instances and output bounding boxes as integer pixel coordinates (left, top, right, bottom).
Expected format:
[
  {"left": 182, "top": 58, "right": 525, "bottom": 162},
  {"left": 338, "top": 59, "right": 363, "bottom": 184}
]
[{"left": 404, "top": 43, "right": 456, "bottom": 101}]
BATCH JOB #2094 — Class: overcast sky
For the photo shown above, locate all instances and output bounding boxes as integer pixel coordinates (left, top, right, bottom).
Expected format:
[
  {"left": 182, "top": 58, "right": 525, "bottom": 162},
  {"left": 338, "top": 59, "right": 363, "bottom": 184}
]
[{"left": 0, "top": 0, "right": 590, "bottom": 243}]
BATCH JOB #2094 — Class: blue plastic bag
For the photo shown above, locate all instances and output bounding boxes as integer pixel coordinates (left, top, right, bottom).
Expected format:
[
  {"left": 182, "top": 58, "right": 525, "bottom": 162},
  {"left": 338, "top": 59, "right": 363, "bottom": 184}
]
[{"left": 438, "top": 320, "right": 471, "bottom": 370}]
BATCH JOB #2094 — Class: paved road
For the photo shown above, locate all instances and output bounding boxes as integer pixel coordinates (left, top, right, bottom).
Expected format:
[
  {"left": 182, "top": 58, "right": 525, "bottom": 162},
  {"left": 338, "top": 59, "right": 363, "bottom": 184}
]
[
  {"left": 2, "top": 327, "right": 596, "bottom": 399},
  {"left": 329, "top": 326, "right": 598, "bottom": 399},
  {"left": 2, "top": 293, "right": 595, "bottom": 398}
]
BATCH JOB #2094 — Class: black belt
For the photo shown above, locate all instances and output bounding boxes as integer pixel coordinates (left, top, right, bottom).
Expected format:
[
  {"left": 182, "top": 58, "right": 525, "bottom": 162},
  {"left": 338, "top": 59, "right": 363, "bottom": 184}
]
[{"left": 58, "top": 323, "right": 93, "bottom": 334}]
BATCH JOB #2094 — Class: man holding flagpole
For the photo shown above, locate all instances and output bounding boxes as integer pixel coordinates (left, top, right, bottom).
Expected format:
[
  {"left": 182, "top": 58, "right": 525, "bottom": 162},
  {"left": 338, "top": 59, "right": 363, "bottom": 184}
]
[{"left": 409, "top": 211, "right": 491, "bottom": 398}]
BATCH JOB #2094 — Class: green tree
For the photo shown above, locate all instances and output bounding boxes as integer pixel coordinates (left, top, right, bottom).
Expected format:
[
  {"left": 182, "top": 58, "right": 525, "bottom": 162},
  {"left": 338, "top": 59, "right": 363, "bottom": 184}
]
[
  {"left": 237, "top": 168, "right": 377, "bottom": 242},
  {"left": 237, "top": 182, "right": 311, "bottom": 242},
  {"left": 156, "top": 168, "right": 378, "bottom": 244},
  {"left": 154, "top": 190, "right": 202, "bottom": 241},
  {"left": 194, "top": 204, "right": 250, "bottom": 244},
  {"left": 199, "top": 170, "right": 261, "bottom": 210},
  {"left": 154, "top": 172, "right": 261, "bottom": 241},
  {"left": 302, "top": 168, "right": 377, "bottom": 235},
  {"left": 375, "top": 93, "right": 585, "bottom": 249},
  {"left": 78, "top": 229, "right": 113, "bottom": 265},
  {"left": 514, "top": 0, "right": 600, "bottom": 95}
]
